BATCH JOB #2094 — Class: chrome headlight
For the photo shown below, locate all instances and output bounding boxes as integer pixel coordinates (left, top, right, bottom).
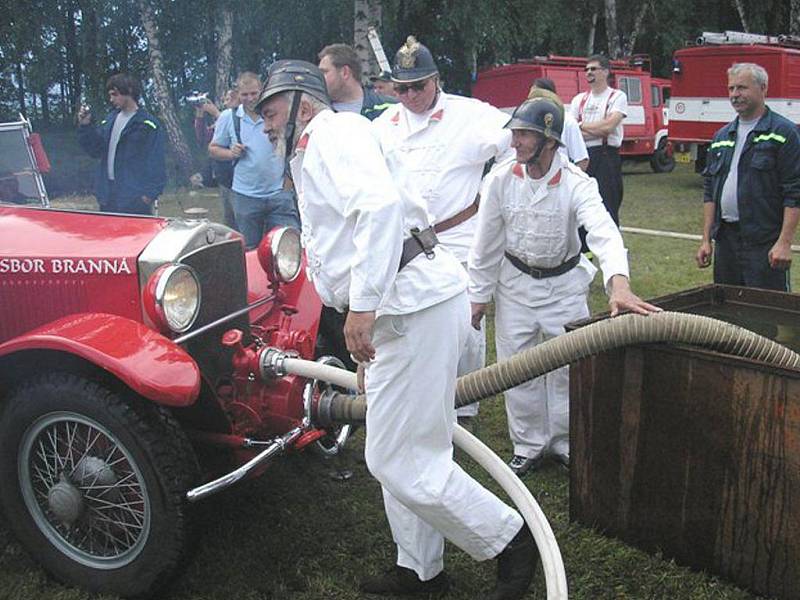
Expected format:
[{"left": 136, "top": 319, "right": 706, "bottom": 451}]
[
  {"left": 151, "top": 264, "right": 201, "bottom": 333},
  {"left": 258, "top": 227, "right": 302, "bottom": 283}
]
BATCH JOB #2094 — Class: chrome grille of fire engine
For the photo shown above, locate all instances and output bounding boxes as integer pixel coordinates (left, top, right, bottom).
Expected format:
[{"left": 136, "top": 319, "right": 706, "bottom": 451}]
[{"left": 179, "top": 239, "right": 250, "bottom": 382}]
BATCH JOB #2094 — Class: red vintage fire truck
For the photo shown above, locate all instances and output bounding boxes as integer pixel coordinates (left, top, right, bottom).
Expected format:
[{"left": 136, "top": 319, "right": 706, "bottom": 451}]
[
  {"left": 0, "top": 196, "right": 359, "bottom": 597},
  {"left": 472, "top": 54, "right": 675, "bottom": 172},
  {"left": 669, "top": 31, "right": 800, "bottom": 171}
]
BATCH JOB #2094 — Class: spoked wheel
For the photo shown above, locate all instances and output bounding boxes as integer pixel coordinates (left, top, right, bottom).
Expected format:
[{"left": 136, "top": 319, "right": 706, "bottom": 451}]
[
  {"left": 0, "top": 373, "right": 199, "bottom": 598},
  {"left": 19, "top": 412, "right": 151, "bottom": 569}
]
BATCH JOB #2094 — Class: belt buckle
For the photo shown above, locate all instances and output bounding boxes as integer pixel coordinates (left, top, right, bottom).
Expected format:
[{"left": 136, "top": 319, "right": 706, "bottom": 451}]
[{"left": 529, "top": 265, "right": 544, "bottom": 278}]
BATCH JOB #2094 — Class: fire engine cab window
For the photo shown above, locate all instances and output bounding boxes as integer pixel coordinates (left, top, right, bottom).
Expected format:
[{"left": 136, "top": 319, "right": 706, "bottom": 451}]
[
  {"left": 651, "top": 85, "right": 661, "bottom": 107},
  {"left": 619, "top": 77, "right": 642, "bottom": 104}
]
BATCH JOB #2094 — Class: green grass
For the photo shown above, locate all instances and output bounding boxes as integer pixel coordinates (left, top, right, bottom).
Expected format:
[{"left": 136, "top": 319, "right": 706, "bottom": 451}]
[{"left": 1, "top": 164, "right": 791, "bottom": 599}]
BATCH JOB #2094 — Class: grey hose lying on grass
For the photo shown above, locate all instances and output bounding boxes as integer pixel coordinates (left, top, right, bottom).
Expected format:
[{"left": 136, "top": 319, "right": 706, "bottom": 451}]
[{"left": 322, "top": 311, "right": 800, "bottom": 424}]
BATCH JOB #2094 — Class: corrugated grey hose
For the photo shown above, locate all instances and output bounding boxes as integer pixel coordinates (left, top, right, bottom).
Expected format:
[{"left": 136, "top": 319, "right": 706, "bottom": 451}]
[{"left": 323, "top": 311, "right": 800, "bottom": 424}]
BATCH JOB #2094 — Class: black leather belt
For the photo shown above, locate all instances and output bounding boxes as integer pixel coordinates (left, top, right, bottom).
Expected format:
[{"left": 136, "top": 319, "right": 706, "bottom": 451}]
[
  {"left": 399, "top": 226, "right": 438, "bottom": 272},
  {"left": 504, "top": 251, "right": 581, "bottom": 279}
]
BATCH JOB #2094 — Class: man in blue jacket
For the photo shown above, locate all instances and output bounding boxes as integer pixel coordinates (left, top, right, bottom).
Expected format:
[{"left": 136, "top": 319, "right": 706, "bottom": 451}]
[
  {"left": 696, "top": 62, "right": 800, "bottom": 291},
  {"left": 78, "top": 73, "right": 166, "bottom": 215}
]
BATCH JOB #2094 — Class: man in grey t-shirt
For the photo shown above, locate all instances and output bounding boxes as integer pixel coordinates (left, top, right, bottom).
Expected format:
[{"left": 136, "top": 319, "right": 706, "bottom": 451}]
[
  {"left": 697, "top": 62, "right": 800, "bottom": 291},
  {"left": 77, "top": 73, "right": 166, "bottom": 215}
]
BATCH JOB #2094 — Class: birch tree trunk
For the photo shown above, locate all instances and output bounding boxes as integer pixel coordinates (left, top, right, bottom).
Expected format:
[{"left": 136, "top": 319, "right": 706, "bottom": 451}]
[
  {"left": 138, "top": 0, "right": 194, "bottom": 181},
  {"left": 214, "top": 6, "right": 234, "bottom": 103},
  {"left": 354, "top": 0, "right": 382, "bottom": 83},
  {"left": 587, "top": 10, "right": 598, "bottom": 55},
  {"left": 733, "top": 0, "right": 750, "bottom": 32},
  {"left": 604, "top": 0, "right": 621, "bottom": 58},
  {"left": 623, "top": 0, "right": 652, "bottom": 56}
]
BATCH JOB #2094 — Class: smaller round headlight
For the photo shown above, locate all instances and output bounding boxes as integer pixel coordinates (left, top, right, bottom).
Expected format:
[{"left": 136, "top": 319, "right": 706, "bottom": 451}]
[
  {"left": 154, "top": 265, "right": 201, "bottom": 333},
  {"left": 258, "top": 227, "right": 302, "bottom": 283}
]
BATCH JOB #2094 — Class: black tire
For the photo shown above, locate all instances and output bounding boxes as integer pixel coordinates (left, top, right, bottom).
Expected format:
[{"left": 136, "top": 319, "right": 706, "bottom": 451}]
[
  {"left": 0, "top": 372, "right": 200, "bottom": 598},
  {"left": 650, "top": 138, "right": 676, "bottom": 173}
]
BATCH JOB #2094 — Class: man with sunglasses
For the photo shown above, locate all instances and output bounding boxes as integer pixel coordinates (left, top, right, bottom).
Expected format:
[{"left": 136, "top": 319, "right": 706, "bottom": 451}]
[
  {"left": 373, "top": 35, "right": 513, "bottom": 425},
  {"left": 570, "top": 55, "right": 628, "bottom": 228}
]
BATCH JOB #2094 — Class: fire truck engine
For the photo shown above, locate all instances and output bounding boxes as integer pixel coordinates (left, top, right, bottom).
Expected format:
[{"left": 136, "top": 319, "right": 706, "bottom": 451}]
[
  {"left": 472, "top": 54, "right": 674, "bottom": 172},
  {"left": 669, "top": 31, "right": 800, "bottom": 171}
]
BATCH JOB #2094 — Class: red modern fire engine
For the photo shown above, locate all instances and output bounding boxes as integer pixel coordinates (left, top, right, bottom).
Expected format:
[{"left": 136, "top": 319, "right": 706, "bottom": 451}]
[
  {"left": 669, "top": 31, "right": 800, "bottom": 171},
  {"left": 472, "top": 54, "right": 674, "bottom": 172}
]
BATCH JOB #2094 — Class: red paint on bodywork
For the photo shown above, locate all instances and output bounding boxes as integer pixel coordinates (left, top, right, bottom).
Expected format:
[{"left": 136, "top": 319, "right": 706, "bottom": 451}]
[{"left": 0, "top": 313, "right": 200, "bottom": 406}]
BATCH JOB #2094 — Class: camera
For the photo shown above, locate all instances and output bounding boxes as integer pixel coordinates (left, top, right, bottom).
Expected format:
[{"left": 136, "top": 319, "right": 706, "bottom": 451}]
[{"left": 185, "top": 91, "right": 210, "bottom": 107}]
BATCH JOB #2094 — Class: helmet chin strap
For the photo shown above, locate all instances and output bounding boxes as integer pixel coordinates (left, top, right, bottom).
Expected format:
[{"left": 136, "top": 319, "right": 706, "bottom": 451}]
[
  {"left": 283, "top": 91, "right": 303, "bottom": 175},
  {"left": 526, "top": 137, "right": 547, "bottom": 169}
]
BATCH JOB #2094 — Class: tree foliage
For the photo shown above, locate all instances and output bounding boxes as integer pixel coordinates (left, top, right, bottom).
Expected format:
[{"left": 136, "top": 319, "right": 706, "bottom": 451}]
[{"left": 0, "top": 0, "right": 796, "bottom": 181}]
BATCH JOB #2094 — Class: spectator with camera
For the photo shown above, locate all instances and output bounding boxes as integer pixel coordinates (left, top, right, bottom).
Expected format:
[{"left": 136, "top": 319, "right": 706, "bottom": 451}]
[
  {"left": 209, "top": 72, "right": 298, "bottom": 248},
  {"left": 77, "top": 72, "right": 166, "bottom": 215},
  {"left": 193, "top": 88, "right": 239, "bottom": 228}
]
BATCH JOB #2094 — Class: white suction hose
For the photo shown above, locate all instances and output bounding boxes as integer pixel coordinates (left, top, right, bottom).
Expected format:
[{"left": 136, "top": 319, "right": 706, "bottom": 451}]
[
  {"left": 280, "top": 357, "right": 568, "bottom": 599},
  {"left": 453, "top": 424, "right": 568, "bottom": 599},
  {"left": 282, "top": 357, "right": 359, "bottom": 390}
]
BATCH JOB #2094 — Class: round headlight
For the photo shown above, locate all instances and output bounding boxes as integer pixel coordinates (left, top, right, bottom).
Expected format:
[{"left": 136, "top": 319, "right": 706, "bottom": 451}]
[
  {"left": 258, "top": 227, "right": 302, "bottom": 283},
  {"left": 154, "top": 264, "right": 201, "bottom": 333}
]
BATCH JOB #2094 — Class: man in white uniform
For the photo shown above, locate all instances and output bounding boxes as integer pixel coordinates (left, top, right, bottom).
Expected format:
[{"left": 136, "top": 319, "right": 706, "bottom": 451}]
[
  {"left": 256, "top": 60, "right": 538, "bottom": 600},
  {"left": 469, "top": 96, "right": 659, "bottom": 476},
  {"left": 372, "top": 36, "right": 513, "bottom": 422}
]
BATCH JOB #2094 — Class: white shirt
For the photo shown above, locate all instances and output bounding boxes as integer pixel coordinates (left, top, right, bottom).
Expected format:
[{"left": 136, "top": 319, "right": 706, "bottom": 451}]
[
  {"left": 570, "top": 87, "right": 628, "bottom": 148},
  {"left": 290, "top": 109, "right": 466, "bottom": 316},
  {"left": 373, "top": 91, "right": 513, "bottom": 262},
  {"left": 560, "top": 113, "right": 589, "bottom": 165},
  {"left": 468, "top": 153, "right": 629, "bottom": 307}
]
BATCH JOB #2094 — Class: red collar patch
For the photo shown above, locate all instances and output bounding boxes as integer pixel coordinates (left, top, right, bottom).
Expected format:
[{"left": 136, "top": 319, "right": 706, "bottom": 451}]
[
  {"left": 390, "top": 112, "right": 400, "bottom": 124},
  {"left": 547, "top": 169, "right": 562, "bottom": 186},
  {"left": 296, "top": 133, "right": 310, "bottom": 151},
  {"left": 512, "top": 163, "right": 524, "bottom": 178},
  {"left": 429, "top": 109, "right": 444, "bottom": 122}
]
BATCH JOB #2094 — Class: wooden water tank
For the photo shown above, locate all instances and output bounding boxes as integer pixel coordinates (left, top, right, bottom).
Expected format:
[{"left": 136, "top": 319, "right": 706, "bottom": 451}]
[{"left": 569, "top": 285, "right": 800, "bottom": 598}]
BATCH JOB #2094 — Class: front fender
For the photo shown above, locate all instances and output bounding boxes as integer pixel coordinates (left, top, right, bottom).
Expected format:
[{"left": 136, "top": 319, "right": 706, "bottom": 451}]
[
  {"left": 655, "top": 128, "right": 668, "bottom": 148},
  {"left": 0, "top": 313, "right": 200, "bottom": 406}
]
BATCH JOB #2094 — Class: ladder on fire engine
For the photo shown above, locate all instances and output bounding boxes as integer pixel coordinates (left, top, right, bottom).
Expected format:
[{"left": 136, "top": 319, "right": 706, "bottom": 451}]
[{"left": 696, "top": 30, "right": 800, "bottom": 48}]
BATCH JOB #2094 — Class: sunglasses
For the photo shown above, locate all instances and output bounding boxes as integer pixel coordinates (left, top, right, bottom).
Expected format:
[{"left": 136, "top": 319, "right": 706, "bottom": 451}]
[
  {"left": 585, "top": 66, "right": 603, "bottom": 72},
  {"left": 394, "top": 80, "right": 429, "bottom": 95}
]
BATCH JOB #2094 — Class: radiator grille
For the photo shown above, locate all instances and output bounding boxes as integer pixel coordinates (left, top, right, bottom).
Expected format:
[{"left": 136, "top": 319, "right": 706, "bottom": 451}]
[{"left": 180, "top": 239, "right": 249, "bottom": 384}]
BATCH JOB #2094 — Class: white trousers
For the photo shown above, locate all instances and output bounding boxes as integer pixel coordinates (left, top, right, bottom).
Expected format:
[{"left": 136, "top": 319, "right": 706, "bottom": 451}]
[
  {"left": 456, "top": 261, "right": 484, "bottom": 418},
  {"left": 364, "top": 292, "right": 522, "bottom": 580},
  {"left": 495, "top": 288, "right": 590, "bottom": 460}
]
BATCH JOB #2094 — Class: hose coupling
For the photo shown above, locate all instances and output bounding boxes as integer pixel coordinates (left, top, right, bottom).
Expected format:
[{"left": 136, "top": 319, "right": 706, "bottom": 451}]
[{"left": 258, "top": 347, "right": 298, "bottom": 379}]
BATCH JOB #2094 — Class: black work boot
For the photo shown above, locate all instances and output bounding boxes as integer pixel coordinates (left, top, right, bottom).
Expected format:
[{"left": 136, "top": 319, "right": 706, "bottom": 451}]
[
  {"left": 360, "top": 565, "right": 450, "bottom": 597},
  {"left": 486, "top": 523, "right": 540, "bottom": 599}
]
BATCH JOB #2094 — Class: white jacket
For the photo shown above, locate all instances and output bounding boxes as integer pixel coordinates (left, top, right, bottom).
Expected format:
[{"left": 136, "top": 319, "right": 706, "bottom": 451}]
[
  {"left": 373, "top": 92, "right": 512, "bottom": 262},
  {"left": 290, "top": 109, "right": 466, "bottom": 316},
  {"left": 468, "top": 153, "right": 629, "bottom": 307}
]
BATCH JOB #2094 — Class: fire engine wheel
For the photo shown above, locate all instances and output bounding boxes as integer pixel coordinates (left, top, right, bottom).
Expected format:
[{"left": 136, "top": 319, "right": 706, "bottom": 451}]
[
  {"left": 0, "top": 372, "right": 200, "bottom": 598},
  {"left": 650, "top": 138, "right": 676, "bottom": 173}
]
